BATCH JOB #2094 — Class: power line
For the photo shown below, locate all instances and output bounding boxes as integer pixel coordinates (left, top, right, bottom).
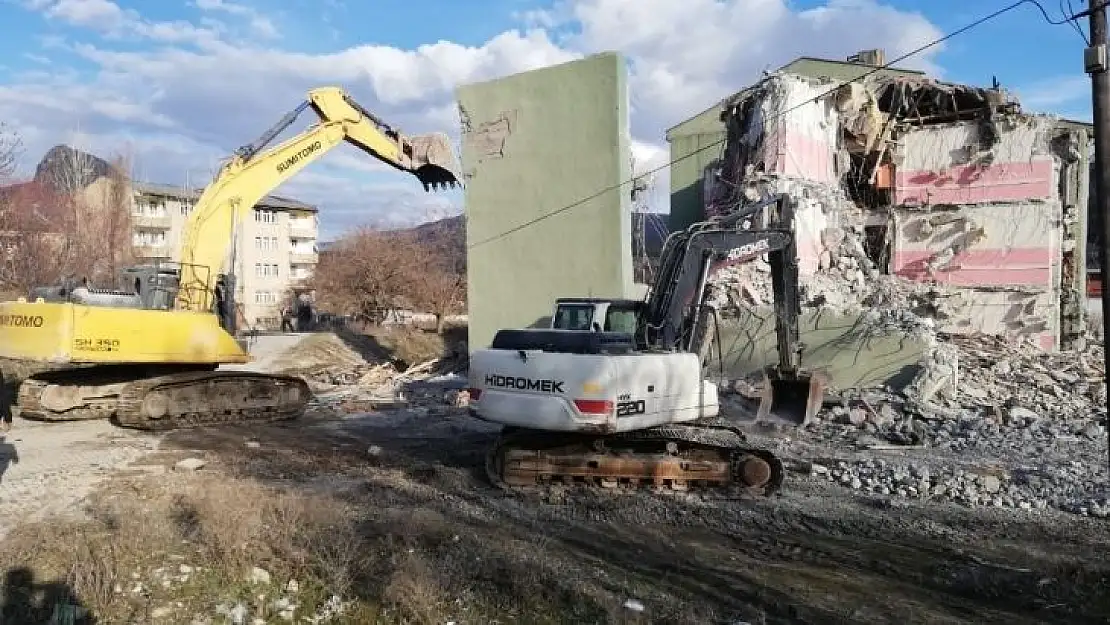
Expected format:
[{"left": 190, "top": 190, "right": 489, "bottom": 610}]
[{"left": 466, "top": 0, "right": 1084, "bottom": 251}]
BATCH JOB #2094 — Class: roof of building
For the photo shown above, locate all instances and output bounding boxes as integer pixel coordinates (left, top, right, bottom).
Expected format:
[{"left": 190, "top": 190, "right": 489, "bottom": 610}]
[
  {"left": 132, "top": 180, "right": 318, "bottom": 212},
  {"left": 665, "top": 52, "right": 926, "bottom": 140}
]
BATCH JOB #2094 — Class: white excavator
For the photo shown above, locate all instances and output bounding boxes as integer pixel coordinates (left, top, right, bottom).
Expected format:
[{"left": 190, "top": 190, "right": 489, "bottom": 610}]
[{"left": 466, "top": 193, "right": 827, "bottom": 497}]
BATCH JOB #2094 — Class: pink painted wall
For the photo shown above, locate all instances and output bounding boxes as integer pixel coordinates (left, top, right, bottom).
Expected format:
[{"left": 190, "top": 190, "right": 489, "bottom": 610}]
[
  {"left": 894, "top": 159, "right": 1055, "bottom": 206},
  {"left": 891, "top": 203, "right": 1061, "bottom": 347},
  {"left": 891, "top": 247, "right": 1053, "bottom": 287},
  {"left": 762, "top": 130, "right": 837, "bottom": 185},
  {"left": 892, "top": 120, "right": 1057, "bottom": 206}
]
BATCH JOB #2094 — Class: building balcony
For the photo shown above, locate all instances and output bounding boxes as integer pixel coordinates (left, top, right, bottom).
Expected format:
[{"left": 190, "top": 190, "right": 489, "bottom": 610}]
[
  {"left": 289, "top": 225, "right": 316, "bottom": 239},
  {"left": 290, "top": 252, "right": 318, "bottom": 264},
  {"left": 133, "top": 244, "right": 171, "bottom": 258},
  {"left": 132, "top": 215, "right": 172, "bottom": 229}
]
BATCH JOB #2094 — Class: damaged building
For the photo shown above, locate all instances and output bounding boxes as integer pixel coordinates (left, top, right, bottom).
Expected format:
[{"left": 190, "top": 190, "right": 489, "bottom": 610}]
[{"left": 675, "top": 49, "right": 1091, "bottom": 354}]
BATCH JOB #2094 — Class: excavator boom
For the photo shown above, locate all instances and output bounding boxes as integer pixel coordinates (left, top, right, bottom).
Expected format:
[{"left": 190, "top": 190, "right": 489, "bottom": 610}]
[
  {"left": 177, "top": 86, "right": 461, "bottom": 313},
  {"left": 1, "top": 86, "right": 460, "bottom": 432}
]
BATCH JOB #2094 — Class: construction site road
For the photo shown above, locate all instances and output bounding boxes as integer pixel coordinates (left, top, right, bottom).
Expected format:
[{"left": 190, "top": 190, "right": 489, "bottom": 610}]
[
  {"left": 150, "top": 401, "right": 1110, "bottom": 625},
  {"left": 0, "top": 417, "right": 161, "bottom": 543}
]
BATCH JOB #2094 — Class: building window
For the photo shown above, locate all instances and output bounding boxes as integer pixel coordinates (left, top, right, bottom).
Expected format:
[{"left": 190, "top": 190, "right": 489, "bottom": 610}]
[
  {"left": 255, "top": 236, "right": 280, "bottom": 251},
  {"left": 134, "top": 198, "right": 167, "bottom": 217},
  {"left": 255, "top": 290, "right": 276, "bottom": 305},
  {"left": 254, "top": 209, "right": 278, "bottom": 224},
  {"left": 133, "top": 230, "right": 166, "bottom": 247},
  {"left": 290, "top": 239, "right": 315, "bottom": 255},
  {"left": 255, "top": 263, "right": 281, "bottom": 278}
]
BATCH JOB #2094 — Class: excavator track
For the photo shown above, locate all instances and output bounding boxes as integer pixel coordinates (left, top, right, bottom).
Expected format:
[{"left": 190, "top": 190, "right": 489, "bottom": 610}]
[
  {"left": 17, "top": 366, "right": 310, "bottom": 430},
  {"left": 485, "top": 418, "right": 784, "bottom": 499}
]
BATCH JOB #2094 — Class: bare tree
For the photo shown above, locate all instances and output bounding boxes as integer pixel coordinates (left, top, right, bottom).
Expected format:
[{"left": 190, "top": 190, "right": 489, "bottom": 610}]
[
  {"left": 408, "top": 239, "right": 466, "bottom": 333},
  {"left": 310, "top": 227, "right": 422, "bottom": 324},
  {"left": 80, "top": 153, "right": 135, "bottom": 283},
  {"left": 0, "top": 123, "right": 23, "bottom": 183},
  {"left": 0, "top": 143, "right": 138, "bottom": 295},
  {"left": 0, "top": 182, "right": 75, "bottom": 297}
]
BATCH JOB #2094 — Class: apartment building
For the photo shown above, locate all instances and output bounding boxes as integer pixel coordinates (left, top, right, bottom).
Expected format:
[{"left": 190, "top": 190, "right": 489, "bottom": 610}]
[{"left": 129, "top": 181, "right": 319, "bottom": 330}]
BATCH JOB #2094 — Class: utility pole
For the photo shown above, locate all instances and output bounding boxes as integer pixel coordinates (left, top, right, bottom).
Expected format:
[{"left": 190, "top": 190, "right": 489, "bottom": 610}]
[{"left": 1085, "top": 0, "right": 1110, "bottom": 473}]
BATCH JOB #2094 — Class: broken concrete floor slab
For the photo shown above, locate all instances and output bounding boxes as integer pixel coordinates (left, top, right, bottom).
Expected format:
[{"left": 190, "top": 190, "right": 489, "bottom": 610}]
[{"left": 714, "top": 307, "right": 930, "bottom": 391}]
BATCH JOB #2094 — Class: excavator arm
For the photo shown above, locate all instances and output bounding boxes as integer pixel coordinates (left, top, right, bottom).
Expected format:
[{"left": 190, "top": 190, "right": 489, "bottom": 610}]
[
  {"left": 640, "top": 194, "right": 796, "bottom": 354},
  {"left": 639, "top": 193, "right": 826, "bottom": 425},
  {"left": 174, "top": 86, "right": 462, "bottom": 313}
]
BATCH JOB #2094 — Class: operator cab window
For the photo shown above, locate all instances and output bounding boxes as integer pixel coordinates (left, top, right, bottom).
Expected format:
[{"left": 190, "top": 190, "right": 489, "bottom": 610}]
[
  {"left": 604, "top": 307, "right": 637, "bottom": 333},
  {"left": 553, "top": 304, "right": 594, "bottom": 331}
]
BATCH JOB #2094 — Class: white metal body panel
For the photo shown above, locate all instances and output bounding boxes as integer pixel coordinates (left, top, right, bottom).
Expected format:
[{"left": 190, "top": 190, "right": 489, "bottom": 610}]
[{"left": 468, "top": 348, "right": 718, "bottom": 433}]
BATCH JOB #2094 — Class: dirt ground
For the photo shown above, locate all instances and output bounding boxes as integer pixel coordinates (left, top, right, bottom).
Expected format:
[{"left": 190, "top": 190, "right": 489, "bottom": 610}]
[
  {"left": 152, "top": 406, "right": 1110, "bottom": 625},
  {"left": 0, "top": 334, "right": 1107, "bottom": 623},
  {"left": 0, "top": 418, "right": 160, "bottom": 542}
]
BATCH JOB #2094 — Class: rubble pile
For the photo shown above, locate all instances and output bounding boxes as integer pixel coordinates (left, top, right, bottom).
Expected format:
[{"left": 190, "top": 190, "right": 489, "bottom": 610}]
[
  {"left": 263, "top": 333, "right": 374, "bottom": 387},
  {"left": 814, "top": 333, "right": 1106, "bottom": 443},
  {"left": 793, "top": 332, "right": 1110, "bottom": 516},
  {"left": 707, "top": 223, "right": 951, "bottom": 343},
  {"left": 907, "top": 333, "right": 1104, "bottom": 420},
  {"left": 252, "top": 332, "right": 468, "bottom": 413},
  {"left": 808, "top": 457, "right": 1110, "bottom": 517}
]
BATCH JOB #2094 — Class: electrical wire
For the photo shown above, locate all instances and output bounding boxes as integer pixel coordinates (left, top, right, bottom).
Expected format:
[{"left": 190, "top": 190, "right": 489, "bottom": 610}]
[
  {"left": 1064, "top": 0, "right": 1091, "bottom": 43},
  {"left": 466, "top": 0, "right": 1088, "bottom": 251}
]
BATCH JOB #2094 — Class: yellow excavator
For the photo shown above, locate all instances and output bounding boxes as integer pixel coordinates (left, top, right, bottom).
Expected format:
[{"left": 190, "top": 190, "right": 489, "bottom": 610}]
[{"left": 0, "top": 86, "right": 461, "bottom": 431}]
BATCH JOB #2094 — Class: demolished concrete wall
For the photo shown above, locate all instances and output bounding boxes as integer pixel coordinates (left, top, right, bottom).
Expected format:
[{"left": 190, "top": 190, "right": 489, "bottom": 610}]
[
  {"left": 886, "top": 114, "right": 1078, "bottom": 350},
  {"left": 892, "top": 118, "right": 1057, "bottom": 206},
  {"left": 457, "top": 52, "right": 635, "bottom": 350},
  {"left": 891, "top": 202, "right": 1061, "bottom": 349},
  {"left": 701, "top": 71, "right": 1090, "bottom": 381}
]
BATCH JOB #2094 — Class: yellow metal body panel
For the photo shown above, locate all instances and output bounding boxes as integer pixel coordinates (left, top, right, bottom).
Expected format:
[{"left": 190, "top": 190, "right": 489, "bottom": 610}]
[{"left": 0, "top": 300, "right": 249, "bottom": 365}]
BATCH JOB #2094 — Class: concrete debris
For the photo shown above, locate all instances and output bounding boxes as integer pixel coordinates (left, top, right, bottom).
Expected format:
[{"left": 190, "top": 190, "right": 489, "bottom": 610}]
[
  {"left": 905, "top": 342, "right": 959, "bottom": 404},
  {"left": 305, "top": 361, "right": 467, "bottom": 415},
  {"left": 244, "top": 332, "right": 469, "bottom": 414},
  {"left": 810, "top": 460, "right": 1037, "bottom": 509},
  {"left": 174, "top": 458, "right": 207, "bottom": 471},
  {"left": 772, "top": 328, "right": 1110, "bottom": 518},
  {"left": 247, "top": 566, "right": 271, "bottom": 585}
]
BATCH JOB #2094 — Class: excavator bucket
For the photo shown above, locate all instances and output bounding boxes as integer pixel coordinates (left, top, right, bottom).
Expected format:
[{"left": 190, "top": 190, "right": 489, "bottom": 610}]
[
  {"left": 756, "top": 366, "right": 828, "bottom": 427},
  {"left": 407, "top": 132, "right": 463, "bottom": 191}
]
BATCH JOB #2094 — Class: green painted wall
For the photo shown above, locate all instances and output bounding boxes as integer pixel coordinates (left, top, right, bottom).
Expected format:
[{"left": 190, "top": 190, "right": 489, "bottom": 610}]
[
  {"left": 458, "top": 52, "right": 634, "bottom": 350},
  {"left": 716, "top": 307, "right": 929, "bottom": 390},
  {"left": 667, "top": 130, "right": 725, "bottom": 234}
]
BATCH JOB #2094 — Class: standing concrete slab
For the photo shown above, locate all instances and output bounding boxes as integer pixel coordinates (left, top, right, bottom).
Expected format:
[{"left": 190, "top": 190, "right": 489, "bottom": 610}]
[
  {"left": 458, "top": 52, "right": 634, "bottom": 349},
  {"left": 716, "top": 310, "right": 930, "bottom": 391}
]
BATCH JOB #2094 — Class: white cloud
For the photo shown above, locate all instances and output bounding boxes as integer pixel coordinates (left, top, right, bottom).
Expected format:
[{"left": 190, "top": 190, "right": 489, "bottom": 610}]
[
  {"left": 2, "top": 0, "right": 950, "bottom": 235},
  {"left": 192, "top": 0, "right": 277, "bottom": 39},
  {"left": 1015, "top": 74, "right": 1091, "bottom": 112}
]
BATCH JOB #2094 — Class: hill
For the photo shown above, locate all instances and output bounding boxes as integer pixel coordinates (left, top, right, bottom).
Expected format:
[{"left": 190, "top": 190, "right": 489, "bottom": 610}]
[
  {"left": 333, "top": 210, "right": 669, "bottom": 277},
  {"left": 402, "top": 214, "right": 465, "bottom": 272}
]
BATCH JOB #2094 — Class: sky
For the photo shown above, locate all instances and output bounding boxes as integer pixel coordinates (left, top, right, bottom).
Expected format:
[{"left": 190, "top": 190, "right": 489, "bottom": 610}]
[{"left": 0, "top": 0, "right": 1097, "bottom": 240}]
